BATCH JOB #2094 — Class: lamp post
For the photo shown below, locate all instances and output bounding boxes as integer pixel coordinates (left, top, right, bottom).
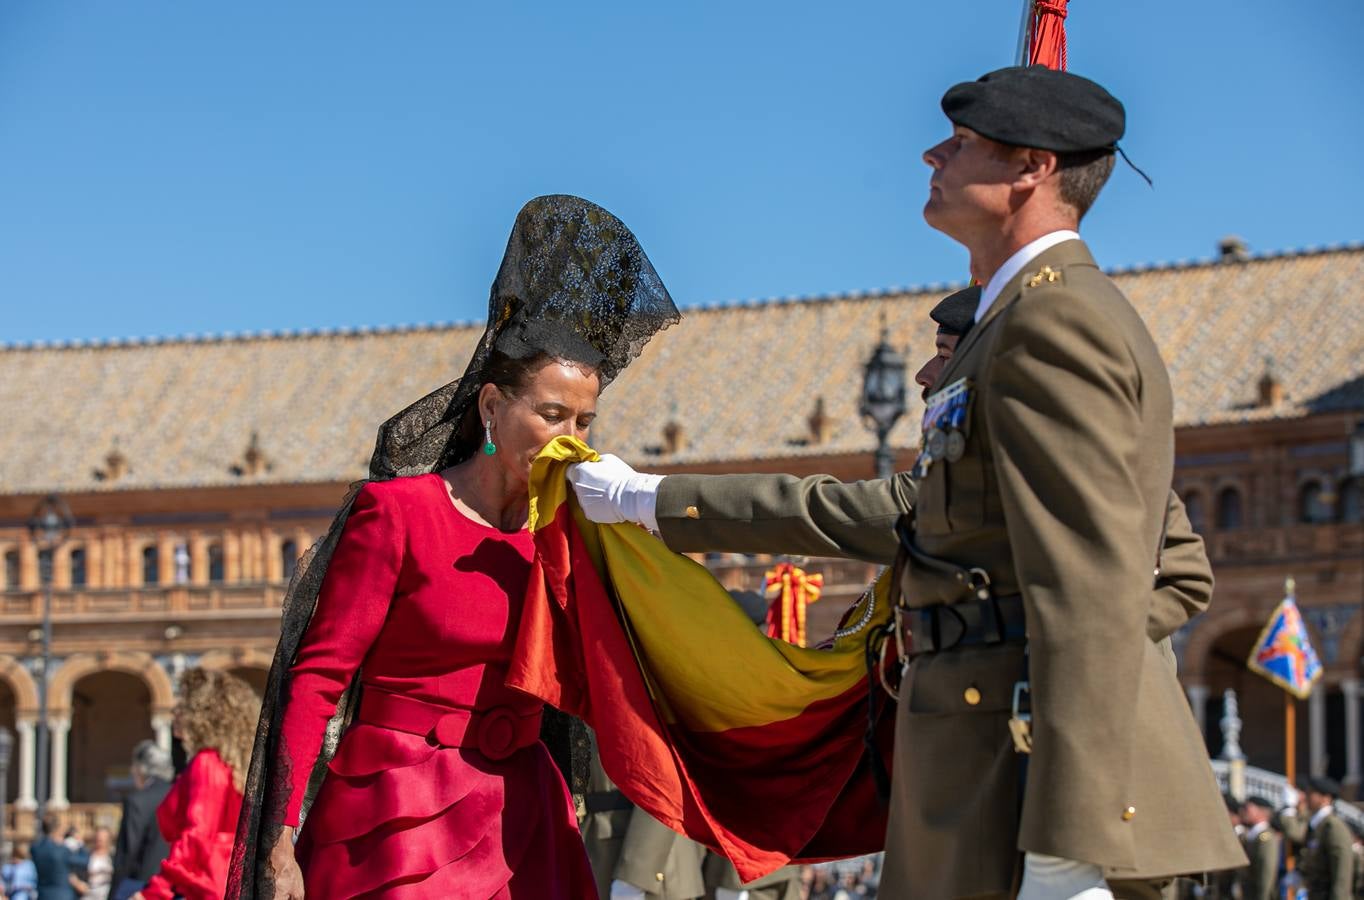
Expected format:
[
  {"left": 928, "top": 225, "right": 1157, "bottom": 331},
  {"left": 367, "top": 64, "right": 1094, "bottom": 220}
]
[
  {"left": 860, "top": 323, "right": 908, "bottom": 481},
  {"left": 0, "top": 727, "right": 12, "bottom": 857},
  {"left": 27, "top": 494, "right": 72, "bottom": 826}
]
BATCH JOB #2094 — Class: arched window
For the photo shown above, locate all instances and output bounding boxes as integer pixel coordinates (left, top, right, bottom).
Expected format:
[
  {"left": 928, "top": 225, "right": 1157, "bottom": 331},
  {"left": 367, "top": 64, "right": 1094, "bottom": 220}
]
[
  {"left": 1181, "top": 490, "right": 1206, "bottom": 533},
  {"left": 1216, "top": 487, "right": 1244, "bottom": 530},
  {"left": 207, "top": 543, "right": 225, "bottom": 584},
  {"left": 69, "top": 546, "right": 87, "bottom": 588},
  {"left": 280, "top": 540, "right": 298, "bottom": 584},
  {"left": 1341, "top": 478, "right": 1364, "bottom": 524},
  {"left": 142, "top": 545, "right": 160, "bottom": 586},
  {"left": 3, "top": 549, "right": 19, "bottom": 591},
  {"left": 1299, "top": 480, "right": 1334, "bottom": 524}
]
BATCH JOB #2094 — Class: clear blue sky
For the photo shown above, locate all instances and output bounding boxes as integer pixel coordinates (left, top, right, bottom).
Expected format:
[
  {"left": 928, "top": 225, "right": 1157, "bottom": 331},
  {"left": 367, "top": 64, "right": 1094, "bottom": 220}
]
[{"left": 2, "top": 1, "right": 1361, "bottom": 344}]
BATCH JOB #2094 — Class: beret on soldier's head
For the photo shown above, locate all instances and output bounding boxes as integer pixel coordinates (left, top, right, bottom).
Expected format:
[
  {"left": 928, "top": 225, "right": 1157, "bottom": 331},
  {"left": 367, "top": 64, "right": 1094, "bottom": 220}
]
[
  {"left": 1304, "top": 775, "right": 1343, "bottom": 798},
  {"left": 942, "top": 65, "right": 1125, "bottom": 153},
  {"left": 929, "top": 286, "right": 980, "bottom": 337},
  {"left": 1243, "top": 796, "right": 1274, "bottom": 812}
]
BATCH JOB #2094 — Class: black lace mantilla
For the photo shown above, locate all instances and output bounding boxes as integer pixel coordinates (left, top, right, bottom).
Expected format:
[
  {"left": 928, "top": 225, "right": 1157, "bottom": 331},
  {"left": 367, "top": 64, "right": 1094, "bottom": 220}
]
[{"left": 226, "top": 196, "right": 679, "bottom": 898}]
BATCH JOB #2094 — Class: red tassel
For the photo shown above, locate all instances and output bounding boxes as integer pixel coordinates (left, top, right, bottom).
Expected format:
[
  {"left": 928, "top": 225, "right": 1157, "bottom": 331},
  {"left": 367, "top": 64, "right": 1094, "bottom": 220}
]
[{"left": 1029, "top": 0, "right": 1068, "bottom": 71}]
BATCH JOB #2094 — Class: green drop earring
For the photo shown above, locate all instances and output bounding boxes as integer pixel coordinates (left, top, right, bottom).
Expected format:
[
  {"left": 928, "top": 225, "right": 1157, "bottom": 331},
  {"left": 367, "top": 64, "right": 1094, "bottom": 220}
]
[{"left": 482, "top": 419, "right": 497, "bottom": 456}]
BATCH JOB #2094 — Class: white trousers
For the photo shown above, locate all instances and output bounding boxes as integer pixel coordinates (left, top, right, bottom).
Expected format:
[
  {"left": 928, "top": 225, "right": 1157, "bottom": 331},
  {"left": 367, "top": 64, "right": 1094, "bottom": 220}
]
[{"left": 1016, "top": 853, "right": 1114, "bottom": 900}]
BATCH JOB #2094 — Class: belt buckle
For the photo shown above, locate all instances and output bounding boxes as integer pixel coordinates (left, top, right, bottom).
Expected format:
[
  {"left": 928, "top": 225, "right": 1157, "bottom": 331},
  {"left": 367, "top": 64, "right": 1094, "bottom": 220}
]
[
  {"left": 476, "top": 707, "right": 522, "bottom": 760},
  {"left": 1008, "top": 681, "right": 1033, "bottom": 755}
]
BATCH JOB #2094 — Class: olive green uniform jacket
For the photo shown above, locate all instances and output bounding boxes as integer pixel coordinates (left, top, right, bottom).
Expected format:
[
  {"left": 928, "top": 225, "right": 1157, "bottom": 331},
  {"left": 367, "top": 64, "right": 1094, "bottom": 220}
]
[
  {"left": 582, "top": 733, "right": 707, "bottom": 899},
  {"left": 1240, "top": 826, "right": 1281, "bottom": 900},
  {"left": 1282, "top": 810, "right": 1353, "bottom": 900},
  {"left": 655, "top": 240, "right": 1245, "bottom": 897}
]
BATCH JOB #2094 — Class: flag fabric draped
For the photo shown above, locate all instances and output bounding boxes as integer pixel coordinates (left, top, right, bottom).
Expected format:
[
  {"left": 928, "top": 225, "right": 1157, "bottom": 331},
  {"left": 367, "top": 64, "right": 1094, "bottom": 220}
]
[
  {"left": 507, "top": 437, "right": 896, "bottom": 882},
  {"left": 1027, "top": 0, "right": 1069, "bottom": 70},
  {"left": 1246, "top": 584, "right": 1323, "bottom": 700},
  {"left": 764, "top": 562, "right": 824, "bottom": 647}
]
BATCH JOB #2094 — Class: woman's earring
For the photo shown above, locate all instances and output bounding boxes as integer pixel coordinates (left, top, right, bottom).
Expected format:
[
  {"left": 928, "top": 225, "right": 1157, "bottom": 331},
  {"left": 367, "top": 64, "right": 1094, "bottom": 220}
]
[{"left": 483, "top": 420, "right": 497, "bottom": 456}]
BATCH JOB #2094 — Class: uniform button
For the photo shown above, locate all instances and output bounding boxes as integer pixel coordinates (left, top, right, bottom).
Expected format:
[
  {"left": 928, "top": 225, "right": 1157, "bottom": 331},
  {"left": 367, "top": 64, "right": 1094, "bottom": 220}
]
[
  {"left": 685, "top": 506, "right": 700, "bottom": 519},
  {"left": 963, "top": 686, "right": 982, "bottom": 706},
  {"left": 655, "top": 872, "right": 665, "bottom": 882},
  {"left": 1122, "top": 806, "right": 1136, "bottom": 821}
]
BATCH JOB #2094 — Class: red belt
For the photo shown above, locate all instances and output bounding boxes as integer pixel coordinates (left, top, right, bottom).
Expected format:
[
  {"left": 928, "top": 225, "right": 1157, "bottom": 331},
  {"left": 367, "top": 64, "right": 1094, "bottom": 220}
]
[{"left": 356, "top": 689, "right": 542, "bottom": 761}]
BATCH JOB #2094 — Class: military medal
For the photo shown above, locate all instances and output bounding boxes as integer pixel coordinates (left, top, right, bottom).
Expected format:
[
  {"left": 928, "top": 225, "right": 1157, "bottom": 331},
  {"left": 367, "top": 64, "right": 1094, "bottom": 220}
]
[
  {"left": 944, "top": 430, "right": 966, "bottom": 462},
  {"left": 919, "top": 378, "right": 975, "bottom": 472}
]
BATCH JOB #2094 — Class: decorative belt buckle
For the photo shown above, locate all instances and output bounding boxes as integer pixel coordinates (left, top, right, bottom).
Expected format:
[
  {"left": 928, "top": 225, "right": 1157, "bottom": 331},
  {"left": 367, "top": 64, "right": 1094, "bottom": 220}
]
[{"left": 1008, "top": 681, "right": 1033, "bottom": 754}]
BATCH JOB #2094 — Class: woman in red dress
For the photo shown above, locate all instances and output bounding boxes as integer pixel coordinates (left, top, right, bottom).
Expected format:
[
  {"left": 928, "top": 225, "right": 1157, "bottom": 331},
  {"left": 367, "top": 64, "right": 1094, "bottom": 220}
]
[
  {"left": 135, "top": 668, "right": 260, "bottom": 900},
  {"left": 227, "top": 196, "right": 679, "bottom": 899}
]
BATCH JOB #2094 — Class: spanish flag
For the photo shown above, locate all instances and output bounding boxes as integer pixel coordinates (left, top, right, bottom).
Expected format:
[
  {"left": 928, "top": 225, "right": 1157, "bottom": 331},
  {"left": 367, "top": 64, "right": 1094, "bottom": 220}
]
[{"left": 507, "top": 437, "right": 895, "bottom": 882}]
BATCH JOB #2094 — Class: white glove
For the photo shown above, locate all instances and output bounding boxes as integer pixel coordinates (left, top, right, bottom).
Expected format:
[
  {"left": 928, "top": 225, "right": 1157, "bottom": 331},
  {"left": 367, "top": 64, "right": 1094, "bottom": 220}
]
[
  {"left": 609, "top": 880, "right": 647, "bottom": 899},
  {"left": 1283, "top": 784, "right": 1302, "bottom": 810},
  {"left": 567, "top": 455, "right": 663, "bottom": 532},
  {"left": 1016, "top": 853, "right": 1112, "bottom": 900}
]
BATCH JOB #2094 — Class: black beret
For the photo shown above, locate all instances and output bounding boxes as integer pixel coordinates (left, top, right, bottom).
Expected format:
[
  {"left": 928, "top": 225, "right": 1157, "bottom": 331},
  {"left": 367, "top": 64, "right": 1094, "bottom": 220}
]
[
  {"left": 929, "top": 286, "right": 980, "bottom": 337},
  {"left": 1243, "top": 796, "right": 1275, "bottom": 812},
  {"left": 1304, "top": 775, "right": 1342, "bottom": 798},
  {"left": 942, "top": 65, "right": 1124, "bottom": 153}
]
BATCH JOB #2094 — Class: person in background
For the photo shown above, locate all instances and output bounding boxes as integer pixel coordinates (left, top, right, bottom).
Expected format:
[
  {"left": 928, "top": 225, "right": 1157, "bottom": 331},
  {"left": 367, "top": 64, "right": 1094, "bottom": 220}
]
[
  {"left": 131, "top": 668, "right": 259, "bottom": 900},
  {"left": 31, "top": 816, "right": 89, "bottom": 900},
  {"left": 111, "top": 740, "right": 174, "bottom": 900},
  {"left": 2, "top": 843, "right": 38, "bottom": 900},
  {"left": 1280, "top": 776, "right": 1353, "bottom": 900},
  {"left": 84, "top": 828, "right": 114, "bottom": 900},
  {"left": 1237, "top": 797, "right": 1280, "bottom": 900}
]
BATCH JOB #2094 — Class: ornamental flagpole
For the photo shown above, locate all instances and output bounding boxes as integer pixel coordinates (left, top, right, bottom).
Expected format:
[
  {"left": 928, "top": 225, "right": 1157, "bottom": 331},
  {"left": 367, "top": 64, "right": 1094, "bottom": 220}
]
[
  {"left": 1014, "top": 0, "right": 1036, "bottom": 65},
  {"left": 1285, "top": 691, "right": 1297, "bottom": 874}
]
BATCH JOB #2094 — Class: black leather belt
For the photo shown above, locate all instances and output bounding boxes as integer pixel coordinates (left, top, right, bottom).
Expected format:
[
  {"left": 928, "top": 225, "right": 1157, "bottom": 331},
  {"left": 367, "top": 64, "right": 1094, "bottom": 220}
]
[
  {"left": 903, "top": 593, "right": 1026, "bottom": 655},
  {"left": 584, "top": 790, "right": 634, "bottom": 815}
]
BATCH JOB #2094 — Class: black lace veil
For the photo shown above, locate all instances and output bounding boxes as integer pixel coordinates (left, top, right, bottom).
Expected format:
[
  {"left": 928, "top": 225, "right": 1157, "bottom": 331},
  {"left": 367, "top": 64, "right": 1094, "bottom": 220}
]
[{"left": 227, "top": 195, "right": 680, "bottom": 898}]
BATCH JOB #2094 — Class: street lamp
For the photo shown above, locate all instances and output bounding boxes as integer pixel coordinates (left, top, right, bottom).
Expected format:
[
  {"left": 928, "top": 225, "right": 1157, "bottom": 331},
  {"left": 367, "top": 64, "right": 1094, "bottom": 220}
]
[
  {"left": 860, "top": 323, "right": 908, "bottom": 481},
  {"left": 0, "top": 727, "right": 12, "bottom": 858},
  {"left": 27, "top": 494, "right": 72, "bottom": 825}
]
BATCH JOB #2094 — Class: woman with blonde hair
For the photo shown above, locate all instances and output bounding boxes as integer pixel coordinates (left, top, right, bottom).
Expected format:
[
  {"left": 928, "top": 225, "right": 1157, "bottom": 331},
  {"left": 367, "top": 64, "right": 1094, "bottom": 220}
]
[{"left": 134, "top": 667, "right": 259, "bottom": 900}]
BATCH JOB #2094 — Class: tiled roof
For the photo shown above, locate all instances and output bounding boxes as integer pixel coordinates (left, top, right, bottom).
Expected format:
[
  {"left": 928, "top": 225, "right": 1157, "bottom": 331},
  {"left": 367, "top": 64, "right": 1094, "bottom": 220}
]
[{"left": 2, "top": 244, "right": 1362, "bottom": 495}]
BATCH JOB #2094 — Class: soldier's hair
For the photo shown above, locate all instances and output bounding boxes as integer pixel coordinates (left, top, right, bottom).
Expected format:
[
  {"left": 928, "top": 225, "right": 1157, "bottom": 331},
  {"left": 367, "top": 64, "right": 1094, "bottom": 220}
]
[
  {"left": 1056, "top": 148, "right": 1116, "bottom": 220},
  {"left": 1243, "top": 796, "right": 1274, "bottom": 812}
]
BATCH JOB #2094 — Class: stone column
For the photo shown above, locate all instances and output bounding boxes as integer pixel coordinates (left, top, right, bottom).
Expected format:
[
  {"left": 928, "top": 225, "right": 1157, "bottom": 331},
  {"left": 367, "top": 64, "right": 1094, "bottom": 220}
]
[
  {"left": 48, "top": 717, "right": 70, "bottom": 809},
  {"left": 1186, "top": 683, "right": 1210, "bottom": 737},
  {"left": 1342, "top": 679, "right": 1362, "bottom": 790},
  {"left": 152, "top": 713, "right": 174, "bottom": 754},
  {"left": 15, "top": 718, "right": 36, "bottom": 809},
  {"left": 1310, "top": 687, "right": 1328, "bottom": 777}
]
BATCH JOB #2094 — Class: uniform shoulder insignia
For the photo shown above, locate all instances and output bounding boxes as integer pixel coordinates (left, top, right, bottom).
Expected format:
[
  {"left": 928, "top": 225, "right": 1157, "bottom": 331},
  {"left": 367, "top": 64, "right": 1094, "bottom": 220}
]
[
  {"left": 1258, "top": 831, "right": 1273, "bottom": 842},
  {"left": 1025, "top": 265, "right": 1063, "bottom": 289}
]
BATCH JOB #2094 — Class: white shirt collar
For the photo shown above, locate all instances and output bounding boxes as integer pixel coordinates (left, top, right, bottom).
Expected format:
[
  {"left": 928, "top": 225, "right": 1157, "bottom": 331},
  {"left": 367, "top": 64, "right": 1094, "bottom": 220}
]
[
  {"left": 1311, "top": 804, "right": 1335, "bottom": 830},
  {"left": 973, "top": 229, "right": 1081, "bottom": 323},
  {"left": 1247, "top": 820, "right": 1269, "bottom": 839}
]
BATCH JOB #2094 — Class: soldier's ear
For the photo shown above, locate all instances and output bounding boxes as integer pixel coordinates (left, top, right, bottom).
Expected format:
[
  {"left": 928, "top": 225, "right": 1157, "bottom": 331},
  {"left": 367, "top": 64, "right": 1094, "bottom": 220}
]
[{"left": 1012, "top": 148, "right": 1058, "bottom": 191}]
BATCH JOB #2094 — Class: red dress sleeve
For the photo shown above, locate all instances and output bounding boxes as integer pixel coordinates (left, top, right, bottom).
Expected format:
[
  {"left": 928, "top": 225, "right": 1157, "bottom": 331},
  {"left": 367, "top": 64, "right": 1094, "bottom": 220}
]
[
  {"left": 276, "top": 482, "right": 406, "bottom": 826},
  {"left": 143, "top": 750, "right": 241, "bottom": 900}
]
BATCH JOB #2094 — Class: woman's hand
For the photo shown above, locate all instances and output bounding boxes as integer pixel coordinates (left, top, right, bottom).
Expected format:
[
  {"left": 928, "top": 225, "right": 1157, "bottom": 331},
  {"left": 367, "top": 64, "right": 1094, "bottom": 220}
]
[{"left": 265, "top": 826, "right": 306, "bottom": 900}]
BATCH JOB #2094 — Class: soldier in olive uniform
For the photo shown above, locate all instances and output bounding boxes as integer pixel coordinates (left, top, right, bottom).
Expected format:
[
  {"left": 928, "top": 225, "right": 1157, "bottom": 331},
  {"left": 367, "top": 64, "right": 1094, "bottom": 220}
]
[
  {"left": 582, "top": 730, "right": 707, "bottom": 900},
  {"left": 570, "top": 66, "right": 1245, "bottom": 898},
  {"left": 1239, "top": 796, "right": 1282, "bottom": 900},
  {"left": 1280, "top": 776, "right": 1354, "bottom": 900}
]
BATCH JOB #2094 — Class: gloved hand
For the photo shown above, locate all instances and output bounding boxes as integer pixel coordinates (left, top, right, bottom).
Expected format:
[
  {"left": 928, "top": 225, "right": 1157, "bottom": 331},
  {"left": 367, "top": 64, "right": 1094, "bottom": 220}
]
[
  {"left": 567, "top": 455, "right": 663, "bottom": 531},
  {"left": 1016, "top": 853, "right": 1112, "bottom": 900},
  {"left": 1283, "top": 784, "right": 1302, "bottom": 811},
  {"left": 609, "top": 879, "right": 647, "bottom": 899}
]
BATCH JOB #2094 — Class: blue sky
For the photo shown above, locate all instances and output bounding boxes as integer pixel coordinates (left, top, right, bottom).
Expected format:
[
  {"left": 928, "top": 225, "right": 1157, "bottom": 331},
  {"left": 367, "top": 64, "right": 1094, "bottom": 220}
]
[{"left": 2, "top": 1, "right": 1361, "bottom": 344}]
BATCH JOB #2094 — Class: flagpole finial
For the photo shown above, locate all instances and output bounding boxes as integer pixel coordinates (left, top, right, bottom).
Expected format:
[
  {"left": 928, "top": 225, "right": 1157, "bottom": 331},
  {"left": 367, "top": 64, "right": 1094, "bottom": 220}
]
[{"left": 1286, "top": 576, "right": 1296, "bottom": 596}]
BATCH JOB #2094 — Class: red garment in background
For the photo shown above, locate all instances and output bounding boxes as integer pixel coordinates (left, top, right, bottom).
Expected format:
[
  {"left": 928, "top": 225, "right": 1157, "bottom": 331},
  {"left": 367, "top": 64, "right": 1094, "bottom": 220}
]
[
  {"left": 142, "top": 749, "right": 242, "bottom": 900},
  {"left": 277, "top": 475, "right": 596, "bottom": 899}
]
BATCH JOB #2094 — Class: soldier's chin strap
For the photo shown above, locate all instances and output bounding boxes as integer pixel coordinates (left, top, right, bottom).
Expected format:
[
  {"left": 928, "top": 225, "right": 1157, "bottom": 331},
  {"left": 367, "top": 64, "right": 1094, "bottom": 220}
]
[{"left": 1116, "top": 143, "right": 1153, "bottom": 187}]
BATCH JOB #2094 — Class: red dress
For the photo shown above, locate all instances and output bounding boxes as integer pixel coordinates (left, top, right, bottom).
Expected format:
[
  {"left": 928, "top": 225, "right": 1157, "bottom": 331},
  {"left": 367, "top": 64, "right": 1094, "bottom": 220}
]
[
  {"left": 278, "top": 474, "right": 596, "bottom": 899},
  {"left": 143, "top": 748, "right": 243, "bottom": 900}
]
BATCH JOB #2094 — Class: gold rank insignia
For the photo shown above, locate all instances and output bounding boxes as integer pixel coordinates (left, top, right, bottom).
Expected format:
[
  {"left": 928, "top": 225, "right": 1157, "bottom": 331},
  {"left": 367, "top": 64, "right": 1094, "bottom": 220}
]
[{"left": 1027, "top": 265, "right": 1061, "bottom": 288}]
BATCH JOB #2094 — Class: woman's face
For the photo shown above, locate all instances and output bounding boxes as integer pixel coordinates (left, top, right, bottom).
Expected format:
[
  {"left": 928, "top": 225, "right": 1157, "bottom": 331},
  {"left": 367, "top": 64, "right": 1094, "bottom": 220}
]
[{"left": 481, "top": 359, "right": 600, "bottom": 487}]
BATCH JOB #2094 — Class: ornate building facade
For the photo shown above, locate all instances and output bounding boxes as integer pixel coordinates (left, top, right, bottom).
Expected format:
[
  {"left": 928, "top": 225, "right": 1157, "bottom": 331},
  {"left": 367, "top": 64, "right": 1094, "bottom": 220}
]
[{"left": 1, "top": 241, "right": 1361, "bottom": 831}]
